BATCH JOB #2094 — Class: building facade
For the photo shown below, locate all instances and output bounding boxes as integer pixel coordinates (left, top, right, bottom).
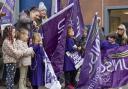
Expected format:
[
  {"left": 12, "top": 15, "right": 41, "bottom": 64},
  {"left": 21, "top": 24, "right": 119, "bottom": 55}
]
[
  {"left": 1, "top": 0, "right": 128, "bottom": 33},
  {"left": 79, "top": 0, "right": 128, "bottom": 34}
]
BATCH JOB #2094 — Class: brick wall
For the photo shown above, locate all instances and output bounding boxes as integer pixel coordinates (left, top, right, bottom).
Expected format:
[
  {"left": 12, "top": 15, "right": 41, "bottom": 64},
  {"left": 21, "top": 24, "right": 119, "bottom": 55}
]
[{"left": 79, "top": 0, "right": 128, "bottom": 25}]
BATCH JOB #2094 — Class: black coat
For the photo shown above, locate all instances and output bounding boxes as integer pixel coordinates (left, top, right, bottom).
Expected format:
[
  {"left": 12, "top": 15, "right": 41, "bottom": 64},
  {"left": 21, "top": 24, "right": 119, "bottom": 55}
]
[{"left": 116, "top": 34, "right": 128, "bottom": 46}]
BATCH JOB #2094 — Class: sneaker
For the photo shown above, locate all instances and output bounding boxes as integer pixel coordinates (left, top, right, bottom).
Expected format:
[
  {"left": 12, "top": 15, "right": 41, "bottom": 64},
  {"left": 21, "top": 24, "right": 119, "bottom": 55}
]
[{"left": 67, "top": 84, "right": 75, "bottom": 89}]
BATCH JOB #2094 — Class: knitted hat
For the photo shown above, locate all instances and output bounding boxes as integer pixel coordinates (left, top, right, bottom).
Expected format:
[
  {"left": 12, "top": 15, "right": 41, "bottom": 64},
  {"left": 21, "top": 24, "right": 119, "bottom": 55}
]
[{"left": 38, "top": 2, "right": 47, "bottom": 11}]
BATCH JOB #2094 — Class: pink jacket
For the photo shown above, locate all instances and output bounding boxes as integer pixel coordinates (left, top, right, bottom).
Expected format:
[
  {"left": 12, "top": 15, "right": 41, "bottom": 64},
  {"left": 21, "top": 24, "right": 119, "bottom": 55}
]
[{"left": 2, "top": 39, "right": 23, "bottom": 64}]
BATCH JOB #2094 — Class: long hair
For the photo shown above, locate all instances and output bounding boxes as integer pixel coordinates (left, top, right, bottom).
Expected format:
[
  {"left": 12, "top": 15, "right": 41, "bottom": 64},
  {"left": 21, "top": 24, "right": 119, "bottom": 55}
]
[
  {"left": 32, "top": 32, "right": 42, "bottom": 44},
  {"left": 117, "top": 24, "right": 127, "bottom": 39},
  {"left": 116, "top": 24, "right": 128, "bottom": 45},
  {"left": 16, "top": 28, "right": 28, "bottom": 40},
  {"left": 3, "top": 25, "right": 15, "bottom": 44}
]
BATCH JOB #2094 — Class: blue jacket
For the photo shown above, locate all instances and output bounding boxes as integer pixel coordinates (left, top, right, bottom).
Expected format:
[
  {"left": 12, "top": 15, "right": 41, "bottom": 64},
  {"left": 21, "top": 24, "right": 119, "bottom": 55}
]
[{"left": 64, "top": 37, "right": 76, "bottom": 71}]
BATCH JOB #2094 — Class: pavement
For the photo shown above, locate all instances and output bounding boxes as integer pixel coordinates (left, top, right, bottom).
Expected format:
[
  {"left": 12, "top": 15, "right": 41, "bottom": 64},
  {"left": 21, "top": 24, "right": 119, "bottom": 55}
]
[{"left": 1, "top": 85, "right": 128, "bottom": 89}]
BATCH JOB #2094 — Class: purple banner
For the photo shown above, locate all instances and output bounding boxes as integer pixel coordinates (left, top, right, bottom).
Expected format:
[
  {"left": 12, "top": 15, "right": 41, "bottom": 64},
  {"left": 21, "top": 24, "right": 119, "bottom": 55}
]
[
  {"left": 40, "top": 4, "right": 74, "bottom": 76},
  {"left": 68, "top": 0, "right": 84, "bottom": 38},
  {"left": 77, "top": 14, "right": 102, "bottom": 89},
  {"left": 43, "top": 48, "right": 61, "bottom": 89},
  {"left": 101, "top": 45, "right": 128, "bottom": 88},
  {"left": 0, "top": 0, "right": 16, "bottom": 24}
]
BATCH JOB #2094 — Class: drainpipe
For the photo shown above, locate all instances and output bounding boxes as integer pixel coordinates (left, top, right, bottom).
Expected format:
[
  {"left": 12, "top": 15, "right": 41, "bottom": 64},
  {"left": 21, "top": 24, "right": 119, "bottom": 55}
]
[{"left": 101, "top": 0, "right": 104, "bottom": 27}]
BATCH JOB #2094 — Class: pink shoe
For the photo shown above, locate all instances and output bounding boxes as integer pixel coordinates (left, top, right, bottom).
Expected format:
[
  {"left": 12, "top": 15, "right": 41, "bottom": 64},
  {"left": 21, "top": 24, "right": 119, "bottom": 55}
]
[{"left": 68, "top": 84, "right": 75, "bottom": 89}]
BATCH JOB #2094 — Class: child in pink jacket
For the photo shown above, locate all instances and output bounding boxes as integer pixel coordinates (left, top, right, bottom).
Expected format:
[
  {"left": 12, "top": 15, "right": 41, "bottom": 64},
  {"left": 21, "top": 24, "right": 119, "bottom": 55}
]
[{"left": 2, "top": 25, "right": 33, "bottom": 89}]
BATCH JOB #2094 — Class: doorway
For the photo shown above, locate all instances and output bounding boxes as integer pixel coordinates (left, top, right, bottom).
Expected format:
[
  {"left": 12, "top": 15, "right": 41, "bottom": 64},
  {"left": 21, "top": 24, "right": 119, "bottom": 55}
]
[{"left": 104, "top": 6, "right": 128, "bottom": 34}]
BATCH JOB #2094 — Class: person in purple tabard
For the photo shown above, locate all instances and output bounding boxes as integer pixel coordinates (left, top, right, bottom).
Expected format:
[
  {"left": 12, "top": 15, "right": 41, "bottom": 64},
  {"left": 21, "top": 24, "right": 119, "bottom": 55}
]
[
  {"left": 64, "top": 25, "right": 78, "bottom": 89},
  {"left": 101, "top": 33, "right": 119, "bottom": 60},
  {"left": 100, "top": 33, "right": 119, "bottom": 89},
  {"left": 30, "top": 32, "right": 45, "bottom": 89}
]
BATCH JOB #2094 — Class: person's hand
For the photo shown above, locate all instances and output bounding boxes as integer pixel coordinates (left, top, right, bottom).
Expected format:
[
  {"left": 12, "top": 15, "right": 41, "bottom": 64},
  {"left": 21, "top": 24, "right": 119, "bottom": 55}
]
[
  {"left": 97, "top": 17, "right": 101, "bottom": 27},
  {"left": 39, "top": 41, "right": 43, "bottom": 45},
  {"left": 78, "top": 46, "right": 82, "bottom": 50},
  {"left": 33, "top": 21, "right": 39, "bottom": 30},
  {"left": 0, "top": 11, "right": 6, "bottom": 17}
]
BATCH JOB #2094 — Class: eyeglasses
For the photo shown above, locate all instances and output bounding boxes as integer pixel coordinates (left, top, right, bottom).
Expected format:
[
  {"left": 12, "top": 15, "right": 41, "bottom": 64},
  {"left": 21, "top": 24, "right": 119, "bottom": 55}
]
[{"left": 118, "top": 28, "right": 124, "bottom": 31}]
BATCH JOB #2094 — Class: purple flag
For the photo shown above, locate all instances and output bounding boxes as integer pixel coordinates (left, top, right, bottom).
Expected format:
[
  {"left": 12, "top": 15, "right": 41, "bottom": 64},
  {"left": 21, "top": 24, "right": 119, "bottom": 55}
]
[
  {"left": 68, "top": 0, "right": 84, "bottom": 38},
  {"left": 77, "top": 13, "right": 102, "bottom": 89},
  {"left": 0, "top": 0, "right": 16, "bottom": 24},
  {"left": 43, "top": 48, "right": 61, "bottom": 89},
  {"left": 65, "top": 0, "right": 85, "bottom": 69},
  {"left": 40, "top": 4, "right": 74, "bottom": 76},
  {"left": 100, "top": 45, "right": 128, "bottom": 88}
]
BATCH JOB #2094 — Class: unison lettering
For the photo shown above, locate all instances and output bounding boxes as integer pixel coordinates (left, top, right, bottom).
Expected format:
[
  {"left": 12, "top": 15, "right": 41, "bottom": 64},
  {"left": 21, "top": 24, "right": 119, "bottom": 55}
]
[{"left": 101, "top": 58, "right": 128, "bottom": 73}]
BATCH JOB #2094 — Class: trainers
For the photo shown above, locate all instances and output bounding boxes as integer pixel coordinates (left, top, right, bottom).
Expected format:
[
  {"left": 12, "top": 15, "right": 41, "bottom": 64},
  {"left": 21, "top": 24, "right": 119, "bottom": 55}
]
[{"left": 68, "top": 84, "right": 75, "bottom": 89}]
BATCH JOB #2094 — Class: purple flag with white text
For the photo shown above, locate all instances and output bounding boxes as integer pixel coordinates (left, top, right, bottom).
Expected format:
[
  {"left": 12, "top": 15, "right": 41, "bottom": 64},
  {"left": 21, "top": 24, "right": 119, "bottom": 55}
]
[
  {"left": 77, "top": 13, "right": 101, "bottom": 89},
  {"left": 65, "top": 0, "right": 85, "bottom": 70},
  {"left": 43, "top": 48, "right": 61, "bottom": 89},
  {"left": 100, "top": 45, "right": 128, "bottom": 88},
  {"left": 68, "top": 0, "right": 84, "bottom": 38},
  {"left": 0, "top": 0, "right": 16, "bottom": 24},
  {"left": 40, "top": 4, "right": 74, "bottom": 77}
]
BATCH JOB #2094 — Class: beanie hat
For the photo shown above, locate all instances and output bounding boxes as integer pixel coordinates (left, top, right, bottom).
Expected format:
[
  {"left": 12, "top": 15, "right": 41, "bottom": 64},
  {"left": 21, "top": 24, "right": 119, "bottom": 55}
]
[{"left": 38, "top": 2, "right": 47, "bottom": 11}]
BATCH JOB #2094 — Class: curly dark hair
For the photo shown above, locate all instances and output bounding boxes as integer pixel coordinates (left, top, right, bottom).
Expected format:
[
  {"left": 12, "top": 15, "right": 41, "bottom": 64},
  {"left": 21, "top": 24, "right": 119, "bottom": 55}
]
[{"left": 3, "top": 25, "right": 15, "bottom": 44}]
